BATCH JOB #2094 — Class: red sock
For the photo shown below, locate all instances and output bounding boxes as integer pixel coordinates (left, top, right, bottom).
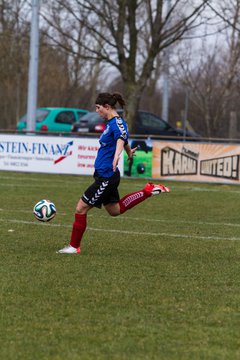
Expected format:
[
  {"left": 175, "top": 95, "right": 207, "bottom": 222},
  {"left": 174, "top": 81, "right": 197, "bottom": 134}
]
[
  {"left": 70, "top": 213, "right": 87, "bottom": 249},
  {"left": 119, "top": 189, "right": 150, "bottom": 214}
]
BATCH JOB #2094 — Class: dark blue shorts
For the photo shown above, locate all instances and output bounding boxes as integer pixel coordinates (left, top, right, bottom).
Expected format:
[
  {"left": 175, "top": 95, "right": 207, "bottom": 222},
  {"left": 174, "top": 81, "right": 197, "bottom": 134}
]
[{"left": 82, "top": 170, "right": 120, "bottom": 208}]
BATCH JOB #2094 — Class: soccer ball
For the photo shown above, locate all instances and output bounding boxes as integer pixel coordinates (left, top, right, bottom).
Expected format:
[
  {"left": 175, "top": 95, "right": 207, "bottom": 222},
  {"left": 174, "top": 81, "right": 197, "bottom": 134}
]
[
  {"left": 33, "top": 199, "right": 56, "bottom": 222},
  {"left": 137, "top": 163, "right": 146, "bottom": 174}
]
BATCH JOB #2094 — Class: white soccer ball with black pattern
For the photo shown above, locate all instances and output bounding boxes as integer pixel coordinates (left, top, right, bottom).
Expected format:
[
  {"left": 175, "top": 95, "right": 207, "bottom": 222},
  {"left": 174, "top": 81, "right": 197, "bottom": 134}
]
[{"left": 33, "top": 199, "right": 56, "bottom": 222}]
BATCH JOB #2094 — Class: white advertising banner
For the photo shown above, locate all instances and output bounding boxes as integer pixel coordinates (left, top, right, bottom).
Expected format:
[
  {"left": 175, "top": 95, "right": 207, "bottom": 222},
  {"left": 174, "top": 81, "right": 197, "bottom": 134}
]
[{"left": 0, "top": 134, "right": 124, "bottom": 175}]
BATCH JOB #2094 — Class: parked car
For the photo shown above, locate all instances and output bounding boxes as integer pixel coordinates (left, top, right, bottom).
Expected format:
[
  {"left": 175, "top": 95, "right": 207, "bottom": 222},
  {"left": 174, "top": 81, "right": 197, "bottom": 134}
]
[
  {"left": 71, "top": 111, "right": 106, "bottom": 133},
  {"left": 17, "top": 107, "right": 89, "bottom": 132},
  {"left": 71, "top": 110, "right": 200, "bottom": 139}
]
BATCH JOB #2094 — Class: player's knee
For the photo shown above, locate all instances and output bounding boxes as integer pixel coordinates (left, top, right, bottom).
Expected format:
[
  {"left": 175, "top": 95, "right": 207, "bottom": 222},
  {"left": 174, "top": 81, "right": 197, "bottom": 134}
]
[
  {"left": 109, "top": 211, "right": 119, "bottom": 217},
  {"left": 76, "top": 199, "right": 91, "bottom": 214},
  {"left": 105, "top": 203, "right": 120, "bottom": 217},
  {"left": 75, "top": 208, "right": 85, "bottom": 214}
]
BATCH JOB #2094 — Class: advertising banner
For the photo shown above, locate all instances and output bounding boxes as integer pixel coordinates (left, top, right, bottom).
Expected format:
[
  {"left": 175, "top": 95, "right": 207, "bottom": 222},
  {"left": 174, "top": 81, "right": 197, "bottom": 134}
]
[
  {"left": 0, "top": 134, "right": 124, "bottom": 175},
  {"left": 152, "top": 141, "right": 240, "bottom": 184},
  {"left": 2, "top": 135, "right": 239, "bottom": 184},
  {"left": 123, "top": 138, "right": 153, "bottom": 178}
]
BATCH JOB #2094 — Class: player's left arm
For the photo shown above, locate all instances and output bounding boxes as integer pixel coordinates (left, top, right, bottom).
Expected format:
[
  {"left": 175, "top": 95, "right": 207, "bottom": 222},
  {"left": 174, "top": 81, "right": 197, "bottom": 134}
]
[
  {"left": 113, "top": 138, "right": 125, "bottom": 172},
  {"left": 112, "top": 117, "right": 129, "bottom": 171}
]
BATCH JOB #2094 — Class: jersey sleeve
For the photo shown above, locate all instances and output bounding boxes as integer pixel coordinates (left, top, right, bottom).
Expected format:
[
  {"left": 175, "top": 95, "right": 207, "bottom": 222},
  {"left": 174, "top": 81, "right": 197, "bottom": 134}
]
[{"left": 111, "top": 117, "right": 128, "bottom": 144}]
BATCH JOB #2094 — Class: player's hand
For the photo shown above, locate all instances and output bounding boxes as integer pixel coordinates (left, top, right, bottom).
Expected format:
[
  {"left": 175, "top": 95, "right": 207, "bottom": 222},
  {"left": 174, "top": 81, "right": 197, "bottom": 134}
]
[{"left": 127, "top": 146, "right": 138, "bottom": 161}]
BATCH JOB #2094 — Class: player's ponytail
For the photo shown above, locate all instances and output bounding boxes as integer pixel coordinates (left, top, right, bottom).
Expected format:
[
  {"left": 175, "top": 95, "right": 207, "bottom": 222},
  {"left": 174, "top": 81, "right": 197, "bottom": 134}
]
[
  {"left": 112, "top": 92, "right": 126, "bottom": 108},
  {"left": 95, "top": 92, "right": 126, "bottom": 109}
]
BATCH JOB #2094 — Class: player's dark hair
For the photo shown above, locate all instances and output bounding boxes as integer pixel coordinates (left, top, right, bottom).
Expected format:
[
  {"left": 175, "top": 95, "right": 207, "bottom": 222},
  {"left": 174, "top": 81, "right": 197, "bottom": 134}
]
[{"left": 95, "top": 92, "right": 126, "bottom": 109}]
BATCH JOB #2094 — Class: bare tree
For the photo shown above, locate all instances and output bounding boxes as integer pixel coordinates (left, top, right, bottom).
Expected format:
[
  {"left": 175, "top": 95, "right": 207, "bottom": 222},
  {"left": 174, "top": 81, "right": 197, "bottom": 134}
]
[
  {"left": 207, "top": 0, "right": 240, "bottom": 32},
  {"left": 0, "top": 0, "right": 95, "bottom": 129},
  {"left": 0, "top": 0, "right": 31, "bottom": 128},
  {"left": 40, "top": 0, "right": 105, "bottom": 110},
  {"left": 41, "top": 0, "right": 211, "bottom": 131},
  {"left": 172, "top": 0, "right": 240, "bottom": 138}
]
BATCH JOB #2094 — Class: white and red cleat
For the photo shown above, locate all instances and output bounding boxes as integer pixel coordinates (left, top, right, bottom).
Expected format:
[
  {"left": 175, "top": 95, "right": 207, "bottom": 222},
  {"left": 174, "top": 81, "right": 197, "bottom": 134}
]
[
  {"left": 143, "top": 182, "right": 170, "bottom": 196},
  {"left": 57, "top": 245, "right": 81, "bottom": 254}
]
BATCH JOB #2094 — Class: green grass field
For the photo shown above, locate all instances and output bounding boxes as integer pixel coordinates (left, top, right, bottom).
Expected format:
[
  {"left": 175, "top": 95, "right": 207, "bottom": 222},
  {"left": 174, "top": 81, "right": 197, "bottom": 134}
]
[{"left": 1, "top": 171, "right": 240, "bottom": 360}]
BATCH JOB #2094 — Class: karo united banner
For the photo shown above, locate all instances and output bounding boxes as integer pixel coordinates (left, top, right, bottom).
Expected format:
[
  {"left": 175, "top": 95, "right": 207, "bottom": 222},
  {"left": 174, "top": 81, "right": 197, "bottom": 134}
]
[
  {"left": 0, "top": 134, "right": 124, "bottom": 175},
  {"left": 152, "top": 142, "right": 240, "bottom": 184},
  {"left": 123, "top": 138, "right": 240, "bottom": 184}
]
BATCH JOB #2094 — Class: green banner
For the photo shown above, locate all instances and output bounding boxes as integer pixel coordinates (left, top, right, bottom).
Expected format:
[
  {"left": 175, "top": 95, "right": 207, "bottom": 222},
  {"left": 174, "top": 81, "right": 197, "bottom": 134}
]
[{"left": 124, "top": 138, "right": 153, "bottom": 178}]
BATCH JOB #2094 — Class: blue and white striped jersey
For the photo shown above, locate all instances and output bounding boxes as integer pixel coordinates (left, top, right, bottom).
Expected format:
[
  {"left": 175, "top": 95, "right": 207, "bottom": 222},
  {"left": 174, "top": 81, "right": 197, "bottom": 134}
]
[{"left": 94, "top": 116, "right": 128, "bottom": 178}]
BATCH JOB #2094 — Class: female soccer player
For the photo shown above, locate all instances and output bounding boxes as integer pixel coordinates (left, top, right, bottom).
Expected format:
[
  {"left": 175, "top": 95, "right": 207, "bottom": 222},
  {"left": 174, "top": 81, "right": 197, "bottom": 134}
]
[{"left": 57, "top": 92, "right": 170, "bottom": 254}]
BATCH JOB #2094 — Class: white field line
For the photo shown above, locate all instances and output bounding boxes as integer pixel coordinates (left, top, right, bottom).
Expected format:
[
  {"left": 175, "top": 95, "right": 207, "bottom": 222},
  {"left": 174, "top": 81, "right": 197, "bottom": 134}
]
[
  {"left": 1, "top": 218, "right": 240, "bottom": 242},
  {"left": 0, "top": 208, "right": 240, "bottom": 229},
  {"left": 1, "top": 181, "right": 240, "bottom": 194},
  {"left": 0, "top": 183, "right": 66, "bottom": 188},
  {"left": 1, "top": 182, "right": 240, "bottom": 194},
  {"left": 0, "top": 180, "right": 139, "bottom": 190},
  {"left": 0, "top": 175, "right": 240, "bottom": 193},
  {"left": 0, "top": 175, "right": 90, "bottom": 183},
  {"left": 90, "top": 214, "right": 240, "bottom": 229}
]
